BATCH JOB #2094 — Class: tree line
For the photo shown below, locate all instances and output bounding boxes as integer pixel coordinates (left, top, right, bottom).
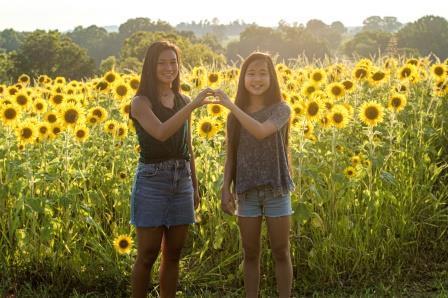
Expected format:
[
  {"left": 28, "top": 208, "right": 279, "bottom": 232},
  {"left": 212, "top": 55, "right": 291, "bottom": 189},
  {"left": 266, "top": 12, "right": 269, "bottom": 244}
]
[{"left": 0, "top": 15, "right": 447, "bottom": 82}]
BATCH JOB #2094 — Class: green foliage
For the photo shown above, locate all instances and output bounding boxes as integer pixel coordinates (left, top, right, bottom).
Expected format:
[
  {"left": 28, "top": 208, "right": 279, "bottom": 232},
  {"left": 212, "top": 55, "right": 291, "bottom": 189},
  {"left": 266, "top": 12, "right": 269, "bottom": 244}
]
[
  {"left": 343, "top": 30, "right": 392, "bottom": 58},
  {"left": 119, "top": 31, "right": 226, "bottom": 68},
  {"left": 10, "top": 30, "right": 95, "bottom": 80},
  {"left": 397, "top": 15, "right": 448, "bottom": 60}
]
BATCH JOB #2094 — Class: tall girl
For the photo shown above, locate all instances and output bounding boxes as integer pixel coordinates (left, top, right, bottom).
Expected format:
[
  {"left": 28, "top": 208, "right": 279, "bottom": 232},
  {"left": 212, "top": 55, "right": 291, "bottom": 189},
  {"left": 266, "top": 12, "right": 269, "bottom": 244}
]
[
  {"left": 129, "top": 41, "right": 212, "bottom": 298},
  {"left": 216, "top": 52, "right": 294, "bottom": 298}
]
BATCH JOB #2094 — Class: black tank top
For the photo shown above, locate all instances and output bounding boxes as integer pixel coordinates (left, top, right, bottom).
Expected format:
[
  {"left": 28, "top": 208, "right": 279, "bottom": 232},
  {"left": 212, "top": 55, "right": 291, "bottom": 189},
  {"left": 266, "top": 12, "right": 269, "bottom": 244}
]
[{"left": 131, "top": 93, "right": 190, "bottom": 164}]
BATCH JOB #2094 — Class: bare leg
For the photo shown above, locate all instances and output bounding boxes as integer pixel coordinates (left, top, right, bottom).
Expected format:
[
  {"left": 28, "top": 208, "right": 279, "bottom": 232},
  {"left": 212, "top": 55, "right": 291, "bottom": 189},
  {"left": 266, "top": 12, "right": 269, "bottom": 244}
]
[
  {"left": 266, "top": 216, "right": 292, "bottom": 298},
  {"left": 132, "top": 227, "right": 164, "bottom": 298},
  {"left": 238, "top": 216, "right": 263, "bottom": 298},
  {"left": 160, "top": 225, "right": 189, "bottom": 298}
]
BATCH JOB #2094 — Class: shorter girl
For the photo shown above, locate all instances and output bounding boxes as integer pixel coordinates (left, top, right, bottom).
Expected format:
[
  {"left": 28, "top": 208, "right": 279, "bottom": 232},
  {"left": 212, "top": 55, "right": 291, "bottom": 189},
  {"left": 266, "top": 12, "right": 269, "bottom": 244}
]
[{"left": 216, "top": 52, "right": 294, "bottom": 298}]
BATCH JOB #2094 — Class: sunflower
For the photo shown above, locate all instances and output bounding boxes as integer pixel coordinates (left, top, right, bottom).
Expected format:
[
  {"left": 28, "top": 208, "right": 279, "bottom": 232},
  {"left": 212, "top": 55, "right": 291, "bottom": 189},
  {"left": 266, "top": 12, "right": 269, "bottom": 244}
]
[
  {"left": 113, "top": 235, "right": 133, "bottom": 254},
  {"left": 388, "top": 93, "right": 407, "bottom": 112},
  {"left": 119, "top": 171, "right": 127, "bottom": 180},
  {"left": 14, "top": 92, "right": 31, "bottom": 110},
  {"left": 368, "top": 69, "right": 388, "bottom": 86},
  {"left": 49, "top": 93, "right": 65, "bottom": 107},
  {"left": 319, "top": 113, "right": 332, "bottom": 129},
  {"left": 112, "top": 82, "right": 130, "bottom": 100},
  {"left": 341, "top": 80, "right": 355, "bottom": 93},
  {"left": 207, "top": 103, "right": 224, "bottom": 117},
  {"left": 329, "top": 105, "right": 349, "bottom": 129},
  {"left": 104, "top": 120, "right": 119, "bottom": 134},
  {"left": 54, "top": 76, "right": 66, "bottom": 85},
  {"left": 393, "top": 83, "right": 408, "bottom": 93},
  {"left": 301, "top": 81, "right": 318, "bottom": 98},
  {"left": 18, "top": 74, "right": 30, "bottom": 85},
  {"left": 114, "top": 123, "right": 129, "bottom": 140},
  {"left": 129, "top": 77, "right": 140, "bottom": 91},
  {"left": 7, "top": 86, "right": 19, "bottom": 96},
  {"left": 344, "top": 166, "right": 357, "bottom": 179},
  {"left": 305, "top": 134, "right": 317, "bottom": 143},
  {"left": 0, "top": 104, "right": 20, "bottom": 126},
  {"left": 73, "top": 125, "right": 90, "bottom": 143},
  {"left": 384, "top": 57, "right": 398, "bottom": 71},
  {"left": 104, "top": 70, "right": 119, "bottom": 84},
  {"left": 49, "top": 122, "right": 64, "bottom": 139},
  {"left": 351, "top": 155, "right": 362, "bottom": 166},
  {"left": 291, "top": 102, "right": 305, "bottom": 118},
  {"left": 197, "top": 117, "right": 218, "bottom": 139},
  {"left": 86, "top": 115, "right": 99, "bottom": 126},
  {"left": 352, "top": 66, "right": 369, "bottom": 81},
  {"left": 304, "top": 99, "right": 323, "bottom": 122},
  {"left": 302, "top": 121, "right": 314, "bottom": 137},
  {"left": 32, "top": 98, "right": 47, "bottom": 114},
  {"left": 326, "top": 82, "right": 345, "bottom": 100},
  {"left": 15, "top": 120, "right": 37, "bottom": 145},
  {"left": 430, "top": 64, "right": 447, "bottom": 81},
  {"left": 397, "top": 64, "right": 417, "bottom": 81},
  {"left": 309, "top": 69, "right": 327, "bottom": 85},
  {"left": 0, "top": 84, "right": 6, "bottom": 95},
  {"left": 88, "top": 106, "right": 108, "bottom": 122},
  {"left": 359, "top": 101, "right": 384, "bottom": 127},
  {"left": 44, "top": 111, "right": 59, "bottom": 124},
  {"left": 341, "top": 102, "right": 354, "bottom": 117},
  {"left": 120, "top": 101, "right": 131, "bottom": 119},
  {"left": 207, "top": 72, "right": 220, "bottom": 85},
  {"left": 406, "top": 58, "right": 419, "bottom": 66},
  {"left": 180, "top": 82, "right": 191, "bottom": 92},
  {"left": 37, "top": 122, "right": 51, "bottom": 140},
  {"left": 95, "top": 80, "right": 110, "bottom": 92},
  {"left": 59, "top": 103, "right": 84, "bottom": 128}
]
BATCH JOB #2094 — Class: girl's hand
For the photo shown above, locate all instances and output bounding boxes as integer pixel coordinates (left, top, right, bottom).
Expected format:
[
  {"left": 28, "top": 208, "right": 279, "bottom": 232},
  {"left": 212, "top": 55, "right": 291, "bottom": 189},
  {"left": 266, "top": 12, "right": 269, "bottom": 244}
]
[
  {"left": 221, "top": 189, "right": 236, "bottom": 215},
  {"left": 213, "top": 89, "right": 234, "bottom": 110},
  {"left": 191, "top": 87, "right": 215, "bottom": 109}
]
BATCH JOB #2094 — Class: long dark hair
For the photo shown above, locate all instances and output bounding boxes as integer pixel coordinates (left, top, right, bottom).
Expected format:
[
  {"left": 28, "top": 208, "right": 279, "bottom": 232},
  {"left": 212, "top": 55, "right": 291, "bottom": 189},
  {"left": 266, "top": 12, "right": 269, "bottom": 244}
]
[
  {"left": 227, "top": 52, "right": 290, "bottom": 188},
  {"left": 135, "top": 41, "right": 181, "bottom": 107}
]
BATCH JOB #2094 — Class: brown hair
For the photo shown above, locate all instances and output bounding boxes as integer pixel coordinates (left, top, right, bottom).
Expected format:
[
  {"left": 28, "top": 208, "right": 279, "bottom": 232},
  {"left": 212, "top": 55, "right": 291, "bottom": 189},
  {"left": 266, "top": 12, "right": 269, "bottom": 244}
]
[
  {"left": 226, "top": 52, "right": 289, "bottom": 188},
  {"left": 135, "top": 40, "right": 181, "bottom": 107}
]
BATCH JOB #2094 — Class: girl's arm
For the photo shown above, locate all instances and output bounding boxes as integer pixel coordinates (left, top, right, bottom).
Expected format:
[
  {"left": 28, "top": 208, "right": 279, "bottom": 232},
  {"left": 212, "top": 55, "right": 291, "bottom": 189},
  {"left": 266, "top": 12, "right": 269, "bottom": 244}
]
[
  {"left": 131, "top": 88, "right": 213, "bottom": 142},
  {"left": 214, "top": 89, "right": 288, "bottom": 140},
  {"left": 187, "top": 114, "right": 200, "bottom": 209},
  {"left": 221, "top": 123, "right": 236, "bottom": 215}
]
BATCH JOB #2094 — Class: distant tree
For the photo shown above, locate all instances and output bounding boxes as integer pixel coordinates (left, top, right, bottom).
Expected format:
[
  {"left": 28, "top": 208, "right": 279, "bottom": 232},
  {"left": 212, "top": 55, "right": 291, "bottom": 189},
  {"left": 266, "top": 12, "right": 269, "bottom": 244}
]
[
  {"left": 118, "top": 18, "right": 174, "bottom": 40},
  {"left": 343, "top": 30, "right": 392, "bottom": 57},
  {"left": 362, "top": 16, "right": 384, "bottom": 32},
  {"left": 99, "top": 56, "right": 117, "bottom": 74},
  {"left": 67, "top": 25, "right": 119, "bottom": 66},
  {"left": 305, "top": 19, "right": 344, "bottom": 49},
  {"left": 331, "top": 21, "right": 347, "bottom": 35},
  {"left": 397, "top": 15, "right": 448, "bottom": 60},
  {"left": 383, "top": 17, "right": 403, "bottom": 32},
  {"left": 0, "top": 50, "right": 14, "bottom": 82},
  {"left": 0, "top": 29, "right": 25, "bottom": 52},
  {"left": 120, "top": 31, "right": 225, "bottom": 68},
  {"left": 10, "top": 30, "right": 95, "bottom": 80}
]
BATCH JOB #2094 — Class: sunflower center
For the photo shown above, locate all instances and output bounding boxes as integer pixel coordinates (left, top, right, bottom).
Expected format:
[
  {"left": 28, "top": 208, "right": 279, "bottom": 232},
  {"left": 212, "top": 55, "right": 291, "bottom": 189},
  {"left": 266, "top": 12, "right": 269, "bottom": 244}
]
[
  {"left": 105, "top": 74, "right": 116, "bottom": 83},
  {"left": 201, "top": 122, "right": 212, "bottom": 133},
  {"left": 391, "top": 98, "right": 401, "bottom": 107},
  {"left": 116, "top": 85, "right": 128, "bottom": 97},
  {"left": 5, "top": 108, "right": 17, "bottom": 119},
  {"left": 333, "top": 113, "right": 343, "bottom": 123},
  {"left": 130, "top": 79, "right": 139, "bottom": 90},
  {"left": 212, "top": 105, "right": 221, "bottom": 114},
  {"left": 331, "top": 86, "right": 342, "bottom": 96},
  {"left": 93, "top": 109, "right": 103, "bottom": 118},
  {"left": 119, "top": 239, "right": 129, "bottom": 249},
  {"left": 96, "top": 81, "right": 108, "bottom": 91},
  {"left": 325, "top": 102, "right": 333, "bottom": 110},
  {"left": 48, "top": 114, "right": 57, "bottom": 123},
  {"left": 36, "top": 103, "right": 44, "bottom": 110},
  {"left": 434, "top": 67, "right": 444, "bottom": 76},
  {"left": 53, "top": 127, "right": 61, "bottom": 134},
  {"left": 17, "top": 95, "right": 28, "bottom": 105},
  {"left": 355, "top": 69, "right": 367, "bottom": 78},
  {"left": 22, "top": 128, "right": 32, "bottom": 139},
  {"left": 53, "top": 95, "right": 63, "bottom": 104},
  {"left": 39, "top": 126, "right": 48, "bottom": 134},
  {"left": 208, "top": 73, "right": 219, "bottom": 83},
  {"left": 118, "top": 128, "right": 125, "bottom": 136},
  {"left": 74, "top": 129, "right": 85, "bottom": 138},
  {"left": 120, "top": 173, "right": 126, "bottom": 179},
  {"left": 312, "top": 73, "right": 322, "bottom": 81},
  {"left": 372, "top": 72, "right": 385, "bottom": 81},
  {"left": 64, "top": 109, "right": 78, "bottom": 124},
  {"left": 365, "top": 106, "right": 379, "bottom": 120},
  {"left": 124, "top": 105, "right": 130, "bottom": 114},
  {"left": 306, "top": 86, "right": 316, "bottom": 94},
  {"left": 307, "top": 102, "right": 319, "bottom": 116},
  {"left": 89, "top": 117, "right": 97, "bottom": 124},
  {"left": 401, "top": 68, "right": 411, "bottom": 77}
]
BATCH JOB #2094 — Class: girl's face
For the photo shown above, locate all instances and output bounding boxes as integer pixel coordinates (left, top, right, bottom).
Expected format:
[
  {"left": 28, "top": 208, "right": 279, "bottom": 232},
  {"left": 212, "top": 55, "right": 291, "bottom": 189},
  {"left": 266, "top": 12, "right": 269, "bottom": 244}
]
[
  {"left": 244, "top": 59, "right": 270, "bottom": 97},
  {"left": 156, "top": 49, "right": 179, "bottom": 85}
]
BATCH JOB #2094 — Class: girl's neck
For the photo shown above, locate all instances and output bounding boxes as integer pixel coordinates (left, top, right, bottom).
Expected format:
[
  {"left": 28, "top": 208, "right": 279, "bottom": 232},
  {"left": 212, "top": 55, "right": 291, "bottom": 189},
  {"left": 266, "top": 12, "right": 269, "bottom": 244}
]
[
  {"left": 158, "top": 84, "right": 173, "bottom": 97},
  {"left": 248, "top": 95, "right": 265, "bottom": 108}
]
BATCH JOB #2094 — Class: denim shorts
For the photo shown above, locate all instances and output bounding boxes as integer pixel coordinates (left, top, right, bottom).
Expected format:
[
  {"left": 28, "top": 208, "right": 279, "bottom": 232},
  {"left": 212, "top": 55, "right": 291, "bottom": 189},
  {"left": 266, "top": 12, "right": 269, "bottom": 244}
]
[
  {"left": 236, "top": 187, "right": 293, "bottom": 217},
  {"left": 130, "top": 159, "right": 195, "bottom": 228}
]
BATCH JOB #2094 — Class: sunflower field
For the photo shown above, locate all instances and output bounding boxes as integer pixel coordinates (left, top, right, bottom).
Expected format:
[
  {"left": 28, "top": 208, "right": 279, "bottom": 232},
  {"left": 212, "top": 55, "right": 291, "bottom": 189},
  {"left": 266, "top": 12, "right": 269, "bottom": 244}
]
[{"left": 0, "top": 57, "right": 447, "bottom": 297}]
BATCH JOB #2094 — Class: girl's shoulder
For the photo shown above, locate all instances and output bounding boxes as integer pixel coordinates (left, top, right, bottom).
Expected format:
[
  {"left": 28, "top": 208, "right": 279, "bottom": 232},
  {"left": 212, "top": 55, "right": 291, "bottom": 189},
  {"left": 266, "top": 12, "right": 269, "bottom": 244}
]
[{"left": 177, "top": 93, "right": 191, "bottom": 105}]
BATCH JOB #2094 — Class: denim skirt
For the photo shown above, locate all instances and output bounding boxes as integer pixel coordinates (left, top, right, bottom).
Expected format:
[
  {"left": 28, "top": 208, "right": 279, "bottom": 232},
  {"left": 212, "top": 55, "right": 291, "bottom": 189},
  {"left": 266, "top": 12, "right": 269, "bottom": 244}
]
[{"left": 130, "top": 159, "right": 195, "bottom": 228}]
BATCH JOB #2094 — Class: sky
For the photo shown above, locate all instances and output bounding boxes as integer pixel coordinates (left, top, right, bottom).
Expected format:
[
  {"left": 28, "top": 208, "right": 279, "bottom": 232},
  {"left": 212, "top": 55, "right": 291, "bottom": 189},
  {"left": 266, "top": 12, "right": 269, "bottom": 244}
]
[{"left": 1, "top": 0, "right": 448, "bottom": 31}]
